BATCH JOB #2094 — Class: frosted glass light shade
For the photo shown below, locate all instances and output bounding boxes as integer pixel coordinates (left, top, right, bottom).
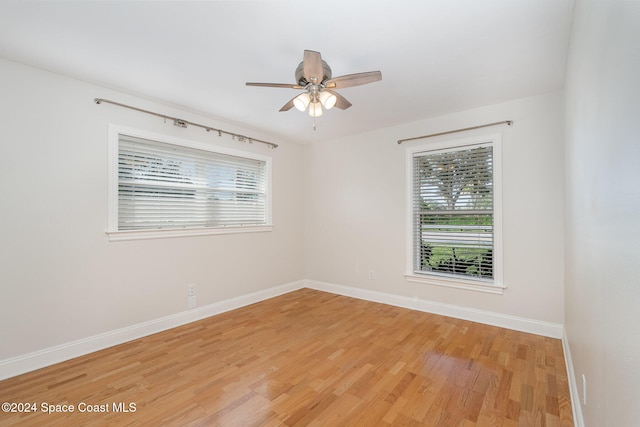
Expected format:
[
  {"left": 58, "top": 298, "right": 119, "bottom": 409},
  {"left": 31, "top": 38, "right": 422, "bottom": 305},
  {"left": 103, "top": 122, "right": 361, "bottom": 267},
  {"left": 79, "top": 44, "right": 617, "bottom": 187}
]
[
  {"left": 293, "top": 93, "right": 310, "bottom": 111},
  {"left": 308, "top": 101, "right": 323, "bottom": 117},
  {"left": 319, "top": 91, "right": 337, "bottom": 110}
]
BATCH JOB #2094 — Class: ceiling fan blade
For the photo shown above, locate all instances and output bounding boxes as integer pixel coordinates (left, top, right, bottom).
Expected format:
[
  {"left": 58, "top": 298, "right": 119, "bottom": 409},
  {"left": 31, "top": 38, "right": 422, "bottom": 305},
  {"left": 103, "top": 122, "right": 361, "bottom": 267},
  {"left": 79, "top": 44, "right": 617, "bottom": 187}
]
[
  {"left": 303, "top": 50, "right": 324, "bottom": 84},
  {"left": 279, "top": 97, "right": 296, "bottom": 112},
  {"left": 246, "top": 82, "right": 304, "bottom": 89},
  {"left": 325, "top": 71, "right": 382, "bottom": 89},
  {"left": 325, "top": 90, "right": 352, "bottom": 110}
]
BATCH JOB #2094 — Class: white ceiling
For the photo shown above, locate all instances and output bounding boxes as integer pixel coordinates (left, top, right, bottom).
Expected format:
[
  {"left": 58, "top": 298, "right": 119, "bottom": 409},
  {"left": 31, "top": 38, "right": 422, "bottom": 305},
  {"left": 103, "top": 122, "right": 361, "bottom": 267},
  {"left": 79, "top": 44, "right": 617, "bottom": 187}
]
[{"left": 0, "top": 0, "right": 575, "bottom": 144}]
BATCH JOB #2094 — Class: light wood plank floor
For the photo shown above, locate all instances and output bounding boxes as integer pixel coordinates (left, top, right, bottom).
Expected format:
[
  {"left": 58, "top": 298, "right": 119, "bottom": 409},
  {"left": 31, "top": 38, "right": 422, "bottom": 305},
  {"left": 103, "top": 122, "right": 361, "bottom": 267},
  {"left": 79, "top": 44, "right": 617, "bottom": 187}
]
[{"left": 0, "top": 289, "right": 573, "bottom": 426}]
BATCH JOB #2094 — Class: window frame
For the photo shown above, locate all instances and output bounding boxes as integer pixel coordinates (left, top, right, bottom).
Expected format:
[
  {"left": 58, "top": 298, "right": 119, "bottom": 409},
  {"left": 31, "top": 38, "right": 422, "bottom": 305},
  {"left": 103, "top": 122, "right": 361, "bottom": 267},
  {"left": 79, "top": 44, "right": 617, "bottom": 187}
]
[
  {"left": 106, "top": 124, "right": 273, "bottom": 241},
  {"left": 405, "top": 133, "right": 504, "bottom": 294}
]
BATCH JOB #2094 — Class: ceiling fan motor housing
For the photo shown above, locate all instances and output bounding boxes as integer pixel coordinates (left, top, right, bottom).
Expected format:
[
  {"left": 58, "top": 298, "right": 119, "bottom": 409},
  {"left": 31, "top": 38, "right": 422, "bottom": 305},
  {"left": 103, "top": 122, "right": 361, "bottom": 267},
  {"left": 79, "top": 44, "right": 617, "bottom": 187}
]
[{"left": 295, "top": 60, "right": 332, "bottom": 86}]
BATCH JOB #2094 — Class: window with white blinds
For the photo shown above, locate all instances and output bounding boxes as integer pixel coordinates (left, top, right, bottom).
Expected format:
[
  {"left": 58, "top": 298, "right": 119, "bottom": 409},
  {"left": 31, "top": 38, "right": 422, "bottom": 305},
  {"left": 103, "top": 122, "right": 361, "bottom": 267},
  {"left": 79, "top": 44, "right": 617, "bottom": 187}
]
[
  {"left": 406, "top": 136, "right": 502, "bottom": 292},
  {"left": 107, "top": 126, "right": 272, "bottom": 240}
]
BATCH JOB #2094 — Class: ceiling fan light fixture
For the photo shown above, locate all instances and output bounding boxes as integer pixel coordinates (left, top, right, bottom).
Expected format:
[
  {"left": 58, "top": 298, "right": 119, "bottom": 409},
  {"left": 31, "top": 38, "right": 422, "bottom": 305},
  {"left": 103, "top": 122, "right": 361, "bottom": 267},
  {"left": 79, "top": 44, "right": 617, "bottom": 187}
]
[
  {"left": 293, "top": 93, "right": 310, "bottom": 111},
  {"left": 246, "top": 50, "right": 381, "bottom": 127},
  {"left": 308, "top": 101, "right": 323, "bottom": 117},
  {"left": 319, "top": 91, "right": 337, "bottom": 110}
]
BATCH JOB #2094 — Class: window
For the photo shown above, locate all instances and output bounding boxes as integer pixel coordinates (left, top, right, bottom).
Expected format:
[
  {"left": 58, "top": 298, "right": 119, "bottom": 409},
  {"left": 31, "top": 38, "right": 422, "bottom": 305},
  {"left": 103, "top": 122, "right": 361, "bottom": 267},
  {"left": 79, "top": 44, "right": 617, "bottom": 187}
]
[
  {"left": 406, "top": 134, "right": 503, "bottom": 293},
  {"left": 107, "top": 125, "right": 272, "bottom": 241}
]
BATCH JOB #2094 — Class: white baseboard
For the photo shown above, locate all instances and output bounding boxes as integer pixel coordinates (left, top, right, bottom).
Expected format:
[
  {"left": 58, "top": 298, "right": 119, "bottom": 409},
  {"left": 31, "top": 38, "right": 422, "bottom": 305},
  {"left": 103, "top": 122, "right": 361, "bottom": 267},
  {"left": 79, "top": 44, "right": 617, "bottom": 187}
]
[
  {"left": 0, "top": 279, "right": 566, "bottom": 382},
  {"left": 305, "top": 280, "right": 564, "bottom": 339},
  {"left": 0, "top": 280, "right": 305, "bottom": 381},
  {"left": 562, "top": 327, "right": 585, "bottom": 427}
]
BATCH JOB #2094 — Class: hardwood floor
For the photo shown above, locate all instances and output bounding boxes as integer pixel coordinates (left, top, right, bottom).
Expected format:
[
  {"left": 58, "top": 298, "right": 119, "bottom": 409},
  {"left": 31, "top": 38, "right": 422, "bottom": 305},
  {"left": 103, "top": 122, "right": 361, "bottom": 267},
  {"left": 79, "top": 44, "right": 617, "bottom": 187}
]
[{"left": 0, "top": 289, "right": 573, "bottom": 426}]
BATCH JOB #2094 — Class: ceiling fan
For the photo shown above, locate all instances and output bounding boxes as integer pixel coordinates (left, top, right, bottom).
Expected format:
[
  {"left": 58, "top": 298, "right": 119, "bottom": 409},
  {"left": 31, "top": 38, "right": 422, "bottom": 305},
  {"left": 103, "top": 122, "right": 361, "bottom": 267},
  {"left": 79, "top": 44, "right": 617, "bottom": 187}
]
[{"left": 246, "top": 50, "right": 382, "bottom": 122}]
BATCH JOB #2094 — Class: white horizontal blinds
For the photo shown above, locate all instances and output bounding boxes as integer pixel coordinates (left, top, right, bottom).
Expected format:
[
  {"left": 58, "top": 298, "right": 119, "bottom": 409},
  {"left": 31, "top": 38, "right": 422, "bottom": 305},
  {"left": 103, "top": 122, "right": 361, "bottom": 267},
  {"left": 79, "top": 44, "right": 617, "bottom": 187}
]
[
  {"left": 118, "top": 135, "right": 267, "bottom": 230},
  {"left": 413, "top": 144, "right": 494, "bottom": 280}
]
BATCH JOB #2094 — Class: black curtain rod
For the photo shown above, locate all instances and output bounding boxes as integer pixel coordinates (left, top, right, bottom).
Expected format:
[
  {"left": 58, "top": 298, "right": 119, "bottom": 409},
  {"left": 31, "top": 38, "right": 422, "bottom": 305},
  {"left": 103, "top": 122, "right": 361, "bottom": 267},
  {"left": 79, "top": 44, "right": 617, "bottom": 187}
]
[
  {"left": 397, "top": 120, "right": 513, "bottom": 144},
  {"left": 94, "top": 98, "right": 278, "bottom": 149}
]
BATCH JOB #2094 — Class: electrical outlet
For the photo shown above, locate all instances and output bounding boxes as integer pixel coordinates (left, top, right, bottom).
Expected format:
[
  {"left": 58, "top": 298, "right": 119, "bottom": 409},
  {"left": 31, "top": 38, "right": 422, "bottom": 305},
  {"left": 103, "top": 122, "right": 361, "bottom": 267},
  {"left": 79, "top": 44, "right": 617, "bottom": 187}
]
[
  {"left": 369, "top": 270, "right": 375, "bottom": 280},
  {"left": 188, "top": 284, "right": 196, "bottom": 296},
  {"left": 582, "top": 374, "right": 587, "bottom": 405},
  {"left": 188, "top": 295, "right": 197, "bottom": 309}
]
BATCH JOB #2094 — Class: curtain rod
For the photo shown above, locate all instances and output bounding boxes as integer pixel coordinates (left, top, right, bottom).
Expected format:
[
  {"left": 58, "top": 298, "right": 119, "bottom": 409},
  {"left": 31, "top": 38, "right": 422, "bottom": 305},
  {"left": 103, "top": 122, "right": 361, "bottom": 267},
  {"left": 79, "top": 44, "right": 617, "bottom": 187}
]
[
  {"left": 94, "top": 98, "right": 278, "bottom": 149},
  {"left": 396, "top": 120, "right": 513, "bottom": 144}
]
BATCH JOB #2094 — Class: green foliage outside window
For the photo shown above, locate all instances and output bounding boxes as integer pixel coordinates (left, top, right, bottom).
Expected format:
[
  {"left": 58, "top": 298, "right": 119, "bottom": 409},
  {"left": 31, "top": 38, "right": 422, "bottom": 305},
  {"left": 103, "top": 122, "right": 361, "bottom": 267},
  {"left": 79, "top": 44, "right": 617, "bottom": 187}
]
[{"left": 415, "top": 146, "right": 494, "bottom": 279}]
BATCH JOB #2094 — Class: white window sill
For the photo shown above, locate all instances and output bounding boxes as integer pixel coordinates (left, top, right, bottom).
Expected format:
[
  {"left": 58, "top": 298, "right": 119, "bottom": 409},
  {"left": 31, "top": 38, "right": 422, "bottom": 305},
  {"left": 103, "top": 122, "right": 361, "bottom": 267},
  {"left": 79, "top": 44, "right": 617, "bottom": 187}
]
[
  {"left": 106, "top": 225, "right": 274, "bottom": 241},
  {"left": 405, "top": 273, "right": 505, "bottom": 295}
]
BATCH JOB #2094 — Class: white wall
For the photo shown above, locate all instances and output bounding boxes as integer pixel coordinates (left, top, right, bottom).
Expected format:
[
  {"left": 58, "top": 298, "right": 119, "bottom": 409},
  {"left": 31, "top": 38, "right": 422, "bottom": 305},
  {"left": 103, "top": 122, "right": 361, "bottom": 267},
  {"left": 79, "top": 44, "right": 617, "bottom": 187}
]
[
  {"left": 0, "top": 58, "right": 305, "bottom": 361},
  {"left": 0, "top": 55, "right": 569, "bottom": 381},
  {"left": 563, "top": 0, "right": 640, "bottom": 425},
  {"left": 304, "top": 92, "right": 565, "bottom": 325}
]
